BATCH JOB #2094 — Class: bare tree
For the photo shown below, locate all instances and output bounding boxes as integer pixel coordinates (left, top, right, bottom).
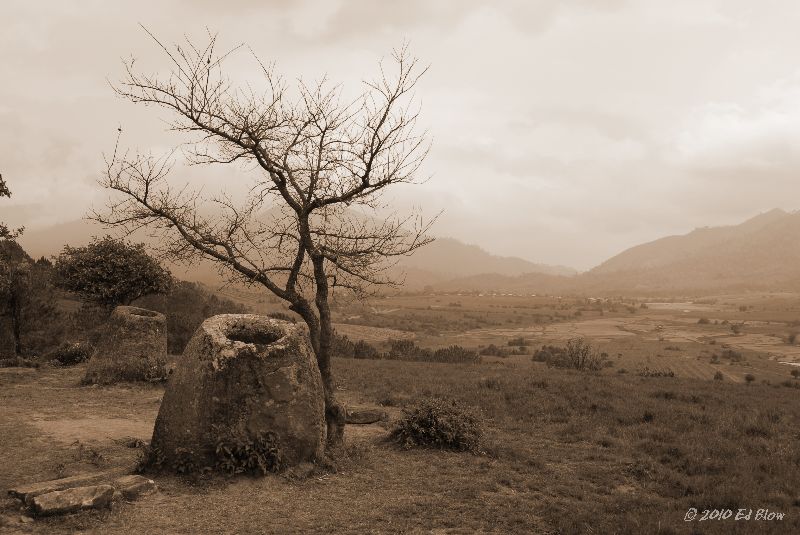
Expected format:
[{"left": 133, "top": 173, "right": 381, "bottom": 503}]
[{"left": 94, "top": 31, "right": 434, "bottom": 447}]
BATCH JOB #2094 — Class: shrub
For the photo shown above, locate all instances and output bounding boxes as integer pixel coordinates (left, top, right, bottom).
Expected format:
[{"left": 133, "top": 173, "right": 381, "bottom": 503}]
[
  {"left": 386, "top": 339, "right": 479, "bottom": 363},
  {"left": 390, "top": 397, "right": 483, "bottom": 452},
  {"left": 507, "top": 337, "right": 529, "bottom": 347},
  {"left": 636, "top": 367, "right": 675, "bottom": 378},
  {"left": 47, "top": 341, "right": 93, "bottom": 365},
  {"left": 540, "top": 338, "right": 607, "bottom": 371},
  {"left": 744, "top": 374, "right": 755, "bottom": 385},
  {"left": 714, "top": 371, "right": 724, "bottom": 381},
  {"left": 332, "top": 333, "right": 380, "bottom": 359},
  {"left": 720, "top": 349, "right": 743, "bottom": 362},
  {"left": 787, "top": 332, "right": 798, "bottom": 345},
  {"left": 697, "top": 317, "right": 710, "bottom": 324},
  {"left": 791, "top": 369, "right": 800, "bottom": 379}
]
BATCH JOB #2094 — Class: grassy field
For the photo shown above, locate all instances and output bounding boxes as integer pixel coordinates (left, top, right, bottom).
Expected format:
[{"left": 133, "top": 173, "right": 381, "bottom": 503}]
[{"left": 1, "top": 352, "right": 799, "bottom": 534}]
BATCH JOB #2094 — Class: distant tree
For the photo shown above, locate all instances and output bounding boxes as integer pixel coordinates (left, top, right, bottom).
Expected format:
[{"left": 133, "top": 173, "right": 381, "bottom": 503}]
[
  {"left": 0, "top": 242, "right": 30, "bottom": 355},
  {"left": 0, "top": 173, "right": 23, "bottom": 240},
  {"left": 54, "top": 236, "right": 172, "bottom": 308},
  {"left": 94, "top": 32, "right": 433, "bottom": 446}
]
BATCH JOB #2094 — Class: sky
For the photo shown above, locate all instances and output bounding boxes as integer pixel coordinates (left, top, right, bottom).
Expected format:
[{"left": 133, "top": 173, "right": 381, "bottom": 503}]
[{"left": 2, "top": 0, "right": 800, "bottom": 271}]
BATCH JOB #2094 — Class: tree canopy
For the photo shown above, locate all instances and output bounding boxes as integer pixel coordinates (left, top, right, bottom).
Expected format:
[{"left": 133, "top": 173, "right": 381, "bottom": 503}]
[{"left": 54, "top": 236, "right": 172, "bottom": 308}]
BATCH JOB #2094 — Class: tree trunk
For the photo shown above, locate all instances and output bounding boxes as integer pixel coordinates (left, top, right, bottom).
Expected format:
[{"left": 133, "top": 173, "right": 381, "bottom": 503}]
[
  {"left": 291, "top": 294, "right": 346, "bottom": 449},
  {"left": 10, "top": 291, "right": 21, "bottom": 356},
  {"left": 318, "top": 328, "right": 346, "bottom": 448},
  {"left": 311, "top": 255, "right": 346, "bottom": 448}
]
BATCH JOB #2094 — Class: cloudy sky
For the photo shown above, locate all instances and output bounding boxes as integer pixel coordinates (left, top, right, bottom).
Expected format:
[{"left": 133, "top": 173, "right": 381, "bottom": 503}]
[{"left": 2, "top": 0, "right": 799, "bottom": 270}]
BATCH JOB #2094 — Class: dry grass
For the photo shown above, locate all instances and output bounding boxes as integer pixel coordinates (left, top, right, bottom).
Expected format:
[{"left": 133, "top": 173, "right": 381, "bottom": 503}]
[{"left": 1, "top": 356, "right": 798, "bottom": 534}]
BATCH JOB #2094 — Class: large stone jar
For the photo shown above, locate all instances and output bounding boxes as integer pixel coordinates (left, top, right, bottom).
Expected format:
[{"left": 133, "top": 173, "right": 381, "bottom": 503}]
[
  {"left": 150, "top": 314, "right": 325, "bottom": 471},
  {"left": 84, "top": 305, "right": 168, "bottom": 384}
]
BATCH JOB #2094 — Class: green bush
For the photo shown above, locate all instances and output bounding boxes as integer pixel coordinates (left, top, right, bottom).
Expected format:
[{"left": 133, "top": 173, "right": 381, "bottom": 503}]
[{"left": 390, "top": 397, "right": 483, "bottom": 452}]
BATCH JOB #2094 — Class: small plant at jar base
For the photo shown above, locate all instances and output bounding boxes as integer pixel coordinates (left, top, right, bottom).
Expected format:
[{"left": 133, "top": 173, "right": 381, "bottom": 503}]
[
  {"left": 390, "top": 397, "right": 483, "bottom": 453},
  {"left": 173, "top": 447, "right": 199, "bottom": 474},
  {"left": 134, "top": 444, "right": 165, "bottom": 474},
  {"left": 214, "top": 427, "right": 283, "bottom": 476}
]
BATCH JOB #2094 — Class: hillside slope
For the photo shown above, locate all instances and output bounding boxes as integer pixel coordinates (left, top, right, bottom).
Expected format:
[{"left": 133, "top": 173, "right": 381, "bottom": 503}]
[{"left": 585, "top": 209, "right": 800, "bottom": 292}]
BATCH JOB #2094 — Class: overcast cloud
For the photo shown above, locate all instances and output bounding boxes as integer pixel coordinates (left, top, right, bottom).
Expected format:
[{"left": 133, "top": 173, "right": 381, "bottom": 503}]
[{"left": 2, "top": 0, "right": 799, "bottom": 270}]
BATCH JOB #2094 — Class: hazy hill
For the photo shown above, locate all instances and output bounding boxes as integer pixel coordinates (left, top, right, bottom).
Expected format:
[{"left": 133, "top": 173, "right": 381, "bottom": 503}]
[
  {"left": 17, "top": 219, "right": 576, "bottom": 289},
  {"left": 584, "top": 209, "right": 800, "bottom": 293}
]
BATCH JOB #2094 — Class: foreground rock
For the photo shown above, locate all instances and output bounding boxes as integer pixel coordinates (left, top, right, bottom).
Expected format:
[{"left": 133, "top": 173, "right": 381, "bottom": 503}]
[
  {"left": 30, "top": 485, "right": 114, "bottom": 516},
  {"left": 8, "top": 469, "right": 126, "bottom": 505},
  {"left": 346, "top": 407, "right": 388, "bottom": 425},
  {"left": 84, "top": 306, "right": 168, "bottom": 384},
  {"left": 149, "top": 314, "right": 325, "bottom": 472},
  {"left": 111, "top": 475, "right": 157, "bottom": 501}
]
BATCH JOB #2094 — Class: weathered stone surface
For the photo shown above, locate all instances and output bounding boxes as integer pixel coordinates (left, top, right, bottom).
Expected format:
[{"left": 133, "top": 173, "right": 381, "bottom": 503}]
[
  {"left": 111, "top": 475, "right": 157, "bottom": 500},
  {"left": 30, "top": 485, "right": 114, "bottom": 516},
  {"left": 9, "top": 469, "right": 125, "bottom": 505},
  {"left": 84, "top": 306, "right": 168, "bottom": 384},
  {"left": 346, "top": 407, "right": 388, "bottom": 425},
  {"left": 150, "top": 314, "right": 325, "bottom": 470}
]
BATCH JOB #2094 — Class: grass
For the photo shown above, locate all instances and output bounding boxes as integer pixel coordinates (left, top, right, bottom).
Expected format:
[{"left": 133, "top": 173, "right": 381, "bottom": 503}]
[{"left": 1, "top": 356, "right": 798, "bottom": 534}]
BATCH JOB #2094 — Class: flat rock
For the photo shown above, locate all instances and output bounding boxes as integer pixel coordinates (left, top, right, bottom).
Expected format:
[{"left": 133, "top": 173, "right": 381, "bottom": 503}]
[
  {"left": 112, "top": 475, "right": 156, "bottom": 500},
  {"left": 346, "top": 407, "right": 388, "bottom": 425},
  {"left": 30, "top": 484, "right": 114, "bottom": 516},
  {"left": 8, "top": 469, "right": 125, "bottom": 505}
]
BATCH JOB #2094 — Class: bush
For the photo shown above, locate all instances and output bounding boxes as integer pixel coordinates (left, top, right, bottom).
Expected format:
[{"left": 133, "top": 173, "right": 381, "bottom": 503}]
[
  {"left": 386, "top": 339, "right": 479, "bottom": 364},
  {"left": 714, "top": 371, "right": 724, "bottom": 381},
  {"left": 791, "top": 369, "right": 800, "bottom": 379},
  {"left": 48, "top": 341, "right": 93, "bottom": 365},
  {"left": 744, "top": 374, "right": 755, "bottom": 385},
  {"left": 720, "top": 349, "right": 743, "bottom": 362},
  {"left": 787, "top": 332, "right": 798, "bottom": 345},
  {"left": 697, "top": 317, "right": 711, "bottom": 325},
  {"left": 332, "top": 333, "right": 381, "bottom": 359},
  {"left": 636, "top": 367, "right": 675, "bottom": 378},
  {"left": 535, "top": 338, "right": 607, "bottom": 371},
  {"left": 507, "top": 337, "right": 529, "bottom": 347},
  {"left": 390, "top": 397, "right": 482, "bottom": 452}
]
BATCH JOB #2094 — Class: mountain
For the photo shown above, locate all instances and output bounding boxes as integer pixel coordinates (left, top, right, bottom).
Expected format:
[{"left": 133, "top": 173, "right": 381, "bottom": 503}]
[
  {"left": 17, "top": 220, "right": 576, "bottom": 288},
  {"left": 584, "top": 209, "right": 800, "bottom": 293},
  {"left": 397, "top": 237, "right": 576, "bottom": 279}
]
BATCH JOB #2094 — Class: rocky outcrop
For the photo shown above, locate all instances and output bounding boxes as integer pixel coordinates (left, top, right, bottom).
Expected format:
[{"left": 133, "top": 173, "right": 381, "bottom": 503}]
[
  {"left": 83, "top": 306, "right": 168, "bottom": 384},
  {"left": 149, "top": 314, "right": 325, "bottom": 472}
]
